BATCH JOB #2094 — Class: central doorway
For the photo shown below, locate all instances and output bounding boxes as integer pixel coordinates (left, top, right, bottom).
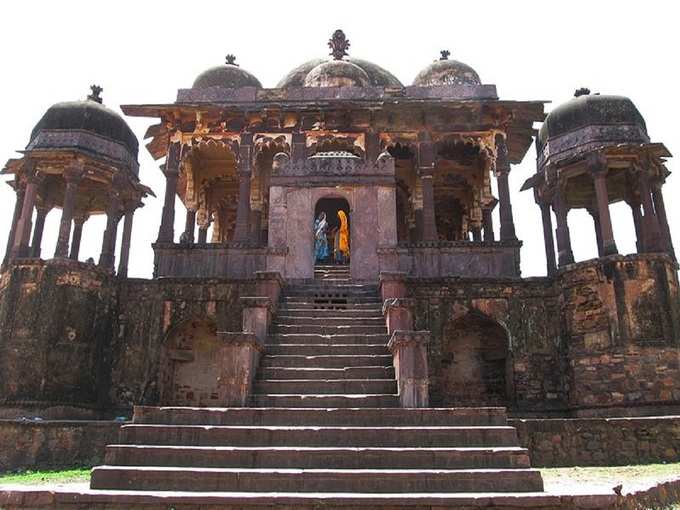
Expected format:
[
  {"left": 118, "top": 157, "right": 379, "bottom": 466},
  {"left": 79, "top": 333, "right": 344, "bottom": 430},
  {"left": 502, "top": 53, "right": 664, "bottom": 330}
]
[{"left": 314, "top": 197, "right": 350, "bottom": 266}]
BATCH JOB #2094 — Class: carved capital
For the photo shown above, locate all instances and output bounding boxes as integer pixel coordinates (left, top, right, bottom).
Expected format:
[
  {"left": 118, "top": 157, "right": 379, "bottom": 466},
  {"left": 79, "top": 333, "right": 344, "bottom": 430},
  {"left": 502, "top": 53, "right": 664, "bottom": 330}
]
[
  {"left": 586, "top": 152, "right": 608, "bottom": 176},
  {"left": 217, "top": 331, "right": 264, "bottom": 352},
  {"left": 387, "top": 330, "right": 430, "bottom": 353},
  {"left": 382, "top": 297, "right": 416, "bottom": 316},
  {"left": 239, "top": 296, "right": 272, "bottom": 311},
  {"left": 63, "top": 162, "right": 86, "bottom": 183}
]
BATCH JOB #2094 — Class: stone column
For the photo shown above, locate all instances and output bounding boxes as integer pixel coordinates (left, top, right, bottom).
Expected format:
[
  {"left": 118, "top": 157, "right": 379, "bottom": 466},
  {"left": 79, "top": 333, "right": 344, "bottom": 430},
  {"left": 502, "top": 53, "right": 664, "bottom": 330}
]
[
  {"left": 233, "top": 136, "right": 253, "bottom": 243},
  {"left": 183, "top": 208, "right": 196, "bottom": 244},
  {"left": 626, "top": 200, "right": 643, "bottom": 253},
  {"left": 216, "top": 331, "right": 264, "bottom": 407},
  {"left": 482, "top": 208, "right": 495, "bottom": 242},
  {"left": 638, "top": 170, "right": 663, "bottom": 252},
  {"left": 418, "top": 134, "right": 438, "bottom": 242},
  {"left": 588, "top": 208, "right": 604, "bottom": 257},
  {"left": 197, "top": 227, "right": 208, "bottom": 244},
  {"left": 157, "top": 142, "right": 181, "bottom": 243},
  {"left": 2, "top": 185, "right": 25, "bottom": 268},
  {"left": 388, "top": 331, "right": 430, "bottom": 408},
  {"left": 471, "top": 227, "right": 482, "bottom": 242},
  {"left": 291, "top": 132, "right": 306, "bottom": 161},
  {"left": 552, "top": 186, "right": 574, "bottom": 266},
  {"left": 12, "top": 167, "right": 42, "bottom": 260},
  {"left": 99, "top": 191, "right": 122, "bottom": 271},
  {"left": 495, "top": 135, "right": 517, "bottom": 241},
  {"left": 589, "top": 156, "right": 617, "bottom": 256},
  {"left": 117, "top": 211, "right": 134, "bottom": 277},
  {"left": 30, "top": 206, "right": 49, "bottom": 258},
  {"left": 539, "top": 199, "right": 557, "bottom": 276},
  {"left": 54, "top": 167, "right": 83, "bottom": 258},
  {"left": 652, "top": 182, "right": 675, "bottom": 258},
  {"left": 69, "top": 214, "right": 88, "bottom": 260}
]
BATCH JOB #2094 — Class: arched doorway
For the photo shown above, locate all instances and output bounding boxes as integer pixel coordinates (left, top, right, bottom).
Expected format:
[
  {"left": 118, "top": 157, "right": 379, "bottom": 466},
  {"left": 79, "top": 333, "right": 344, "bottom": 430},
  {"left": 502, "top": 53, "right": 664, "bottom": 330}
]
[
  {"left": 314, "top": 197, "right": 350, "bottom": 265},
  {"left": 159, "top": 319, "right": 222, "bottom": 406},
  {"left": 438, "top": 312, "right": 511, "bottom": 407}
]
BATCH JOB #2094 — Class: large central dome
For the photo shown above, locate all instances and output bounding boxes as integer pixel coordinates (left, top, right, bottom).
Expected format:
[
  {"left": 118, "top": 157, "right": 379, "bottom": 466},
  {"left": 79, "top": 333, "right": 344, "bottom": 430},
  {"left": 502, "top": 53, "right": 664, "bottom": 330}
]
[{"left": 277, "top": 30, "right": 403, "bottom": 89}]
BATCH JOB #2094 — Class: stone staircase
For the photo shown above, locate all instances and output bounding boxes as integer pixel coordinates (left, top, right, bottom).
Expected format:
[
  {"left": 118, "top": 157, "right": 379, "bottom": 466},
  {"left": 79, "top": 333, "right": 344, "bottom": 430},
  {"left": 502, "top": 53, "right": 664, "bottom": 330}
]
[{"left": 90, "top": 265, "right": 544, "bottom": 498}]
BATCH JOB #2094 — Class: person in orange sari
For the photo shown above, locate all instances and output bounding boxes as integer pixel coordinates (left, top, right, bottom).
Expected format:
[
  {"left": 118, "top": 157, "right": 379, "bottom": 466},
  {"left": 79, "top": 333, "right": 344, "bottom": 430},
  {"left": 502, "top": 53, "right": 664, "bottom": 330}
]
[{"left": 337, "top": 210, "right": 350, "bottom": 263}]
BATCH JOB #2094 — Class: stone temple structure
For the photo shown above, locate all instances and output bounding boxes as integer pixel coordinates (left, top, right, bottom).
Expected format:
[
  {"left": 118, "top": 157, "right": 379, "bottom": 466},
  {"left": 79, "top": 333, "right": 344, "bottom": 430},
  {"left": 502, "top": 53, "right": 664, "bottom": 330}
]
[{"left": 0, "top": 30, "right": 678, "bottom": 503}]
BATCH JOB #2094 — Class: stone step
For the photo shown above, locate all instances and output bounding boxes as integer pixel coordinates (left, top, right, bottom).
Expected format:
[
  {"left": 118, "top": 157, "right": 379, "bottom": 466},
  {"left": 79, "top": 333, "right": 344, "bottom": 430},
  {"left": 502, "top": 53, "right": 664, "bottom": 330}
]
[
  {"left": 251, "top": 394, "right": 400, "bottom": 408},
  {"left": 90, "top": 466, "right": 544, "bottom": 493},
  {"left": 268, "top": 333, "right": 389, "bottom": 345},
  {"left": 273, "top": 325, "right": 387, "bottom": 335},
  {"left": 105, "top": 445, "right": 531, "bottom": 470},
  {"left": 275, "top": 316, "right": 385, "bottom": 326},
  {"left": 119, "top": 425, "right": 520, "bottom": 448},
  {"left": 279, "top": 301, "right": 382, "bottom": 310},
  {"left": 258, "top": 366, "right": 396, "bottom": 380},
  {"left": 261, "top": 354, "right": 393, "bottom": 368},
  {"left": 253, "top": 379, "right": 397, "bottom": 395},
  {"left": 278, "top": 308, "right": 383, "bottom": 317},
  {"left": 132, "top": 406, "right": 510, "bottom": 427},
  {"left": 265, "top": 344, "right": 388, "bottom": 356}
]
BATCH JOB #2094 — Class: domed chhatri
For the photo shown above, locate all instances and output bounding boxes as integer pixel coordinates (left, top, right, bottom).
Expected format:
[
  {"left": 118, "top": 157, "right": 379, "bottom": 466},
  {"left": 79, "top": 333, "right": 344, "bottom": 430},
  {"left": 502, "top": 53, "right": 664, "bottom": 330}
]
[
  {"left": 278, "top": 29, "right": 403, "bottom": 88},
  {"left": 412, "top": 50, "right": 481, "bottom": 87},
  {"left": 537, "top": 88, "right": 648, "bottom": 152},
  {"left": 192, "top": 54, "right": 262, "bottom": 89},
  {"left": 29, "top": 85, "right": 139, "bottom": 158}
]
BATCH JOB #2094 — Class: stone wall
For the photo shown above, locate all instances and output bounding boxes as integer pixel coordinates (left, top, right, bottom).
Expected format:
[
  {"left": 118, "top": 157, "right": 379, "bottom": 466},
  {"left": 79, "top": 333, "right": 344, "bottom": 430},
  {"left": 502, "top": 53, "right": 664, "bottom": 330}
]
[
  {"left": 0, "top": 420, "right": 122, "bottom": 472},
  {"left": 512, "top": 416, "right": 680, "bottom": 467},
  {"left": 408, "top": 276, "right": 567, "bottom": 412},
  {"left": 0, "top": 260, "right": 117, "bottom": 418},
  {"left": 110, "top": 278, "right": 256, "bottom": 412},
  {"left": 559, "top": 254, "right": 680, "bottom": 414}
]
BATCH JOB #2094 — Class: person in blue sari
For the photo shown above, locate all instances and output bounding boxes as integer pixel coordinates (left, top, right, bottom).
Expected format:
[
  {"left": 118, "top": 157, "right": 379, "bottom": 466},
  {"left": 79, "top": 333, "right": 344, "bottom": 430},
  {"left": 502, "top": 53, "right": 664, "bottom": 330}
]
[{"left": 313, "top": 212, "right": 330, "bottom": 263}]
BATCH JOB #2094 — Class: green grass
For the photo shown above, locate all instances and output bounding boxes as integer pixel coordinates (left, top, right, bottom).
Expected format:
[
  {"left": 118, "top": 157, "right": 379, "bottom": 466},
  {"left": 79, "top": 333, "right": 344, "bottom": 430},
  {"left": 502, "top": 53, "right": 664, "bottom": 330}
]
[{"left": 0, "top": 468, "right": 90, "bottom": 485}]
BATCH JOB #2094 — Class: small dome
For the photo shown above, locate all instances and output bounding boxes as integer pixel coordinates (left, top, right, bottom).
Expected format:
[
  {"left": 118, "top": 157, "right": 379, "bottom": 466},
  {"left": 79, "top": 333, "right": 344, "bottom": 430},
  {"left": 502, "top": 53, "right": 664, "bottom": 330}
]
[
  {"left": 29, "top": 86, "right": 138, "bottom": 157},
  {"left": 304, "top": 60, "right": 370, "bottom": 88},
  {"left": 277, "top": 30, "right": 403, "bottom": 88},
  {"left": 537, "top": 89, "right": 648, "bottom": 151},
  {"left": 413, "top": 51, "right": 481, "bottom": 87},
  {"left": 192, "top": 55, "right": 262, "bottom": 89}
]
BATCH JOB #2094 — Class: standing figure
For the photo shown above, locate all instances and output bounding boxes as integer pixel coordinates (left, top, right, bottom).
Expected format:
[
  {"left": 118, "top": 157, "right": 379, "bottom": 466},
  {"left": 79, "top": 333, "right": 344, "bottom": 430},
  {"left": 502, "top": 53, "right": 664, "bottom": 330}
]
[
  {"left": 313, "top": 212, "right": 329, "bottom": 263},
  {"left": 337, "top": 210, "right": 350, "bottom": 264}
]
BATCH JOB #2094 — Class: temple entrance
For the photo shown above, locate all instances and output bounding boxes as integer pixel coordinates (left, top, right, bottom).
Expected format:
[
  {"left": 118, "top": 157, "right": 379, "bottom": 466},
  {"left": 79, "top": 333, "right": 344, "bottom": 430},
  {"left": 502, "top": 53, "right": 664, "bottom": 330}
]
[
  {"left": 160, "top": 319, "right": 222, "bottom": 406},
  {"left": 438, "top": 312, "right": 511, "bottom": 407},
  {"left": 313, "top": 197, "right": 350, "bottom": 266}
]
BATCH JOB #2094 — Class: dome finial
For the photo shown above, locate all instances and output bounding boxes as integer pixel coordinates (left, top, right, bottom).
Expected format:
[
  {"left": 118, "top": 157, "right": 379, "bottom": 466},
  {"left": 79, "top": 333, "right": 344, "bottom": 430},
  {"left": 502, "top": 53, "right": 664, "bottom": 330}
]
[
  {"left": 328, "top": 29, "right": 350, "bottom": 60},
  {"left": 440, "top": 50, "right": 450, "bottom": 61},
  {"left": 87, "top": 85, "right": 103, "bottom": 104},
  {"left": 225, "top": 54, "right": 238, "bottom": 66},
  {"left": 574, "top": 87, "right": 591, "bottom": 97}
]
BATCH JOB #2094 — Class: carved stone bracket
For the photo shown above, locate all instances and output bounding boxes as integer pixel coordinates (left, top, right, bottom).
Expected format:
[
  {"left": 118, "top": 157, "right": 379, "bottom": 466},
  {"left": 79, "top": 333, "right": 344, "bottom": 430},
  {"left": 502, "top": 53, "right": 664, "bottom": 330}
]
[{"left": 387, "top": 330, "right": 430, "bottom": 408}]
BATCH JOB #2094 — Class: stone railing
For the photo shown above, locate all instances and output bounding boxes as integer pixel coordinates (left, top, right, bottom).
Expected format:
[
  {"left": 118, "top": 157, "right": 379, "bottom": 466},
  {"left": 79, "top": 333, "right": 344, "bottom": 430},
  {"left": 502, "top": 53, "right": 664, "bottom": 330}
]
[
  {"left": 379, "top": 240, "right": 522, "bottom": 278},
  {"left": 153, "top": 243, "right": 267, "bottom": 279}
]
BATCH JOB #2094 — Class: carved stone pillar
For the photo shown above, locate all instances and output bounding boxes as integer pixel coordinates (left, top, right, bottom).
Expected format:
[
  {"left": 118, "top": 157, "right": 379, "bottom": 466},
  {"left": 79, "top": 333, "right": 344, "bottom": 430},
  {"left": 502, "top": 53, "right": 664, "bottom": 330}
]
[
  {"left": 552, "top": 186, "right": 574, "bottom": 266},
  {"left": 12, "top": 167, "right": 42, "bottom": 260},
  {"left": 54, "top": 167, "right": 83, "bottom": 258},
  {"left": 588, "top": 207, "right": 604, "bottom": 257},
  {"left": 183, "top": 209, "right": 196, "bottom": 244},
  {"left": 157, "top": 143, "right": 181, "bottom": 243},
  {"left": 69, "top": 214, "right": 88, "bottom": 260},
  {"left": 495, "top": 135, "right": 517, "bottom": 241},
  {"left": 30, "top": 206, "right": 49, "bottom": 258},
  {"left": 118, "top": 211, "right": 134, "bottom": 277},
  {"left": 3, "top": 185, "right": 25, "bottom": 268},
  {"left": 233, "top": 136, "right": 253, "bottom": 243},
  {"left": 197, "top": 227, "right": 208, "bottom": 244},
  {"left": 99, "top": 191, "right": 122, "bottom": 271},
  {"left": 241, "top": 296, "right": 272, "bottom": 343},
  {"left": 471, "top": 227, "right": 482, "bottom": 242},
  {"left": 216, "top": 332, "right": 264, "bottom": 406},
  {"left": 388, "top": 330, "right": 430, "bottom": 408},
  {"left": 538, "top": 199, "right": 557, "bottom": 276},
  {"left": 383, "top": 298, "right": 415, "bottom": 335},
  {"left": 652, "top": 182, "right": 675, "bottom": 258},
  {"left": 379, "top": 271, "right": 408, "bottom": 301},
  {"left": 418, "top": 134, "right": 438, "bottom": 242},
  {"left": 589, "top": 156, "right": 617, "bottom": 256},
  {"left": 638, "top": 170, "right": 662, "bottom": 252},
  {"left": 482, "top": 208, "right": 495, "bottom": 242},
  {"left": 627, "top": 200, "right": 643, "bottom": 253}
]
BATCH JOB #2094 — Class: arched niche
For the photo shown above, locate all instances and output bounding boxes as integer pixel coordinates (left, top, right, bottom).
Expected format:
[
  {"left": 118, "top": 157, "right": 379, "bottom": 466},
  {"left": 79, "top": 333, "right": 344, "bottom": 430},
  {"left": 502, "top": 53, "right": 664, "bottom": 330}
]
[
  {"left": 159, "top": 318, "right": 222, "bottom": 406},
  {"left": 438, "top": 311, "right": 512, "bottom": 407}
]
